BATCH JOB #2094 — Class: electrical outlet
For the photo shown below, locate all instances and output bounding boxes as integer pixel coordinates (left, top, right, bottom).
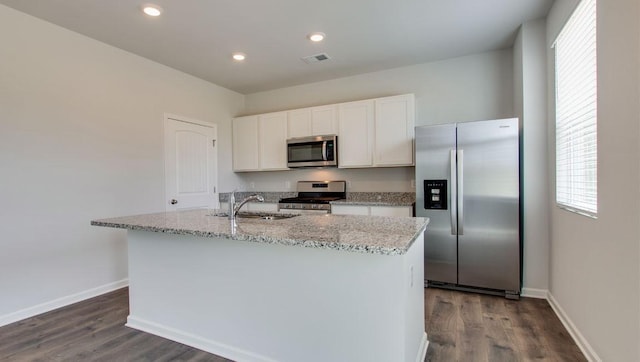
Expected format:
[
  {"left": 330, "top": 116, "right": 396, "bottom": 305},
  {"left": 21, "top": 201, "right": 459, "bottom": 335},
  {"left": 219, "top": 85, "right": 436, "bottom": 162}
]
[
  {"left": 410, "top": 180, "right": 416, "bottom": 189},
  {"left": 250, "top": 182, "right": 255, "bottom": 189},
  {"left": 285, "top": 181, "right": 291, "bottom": 189}
]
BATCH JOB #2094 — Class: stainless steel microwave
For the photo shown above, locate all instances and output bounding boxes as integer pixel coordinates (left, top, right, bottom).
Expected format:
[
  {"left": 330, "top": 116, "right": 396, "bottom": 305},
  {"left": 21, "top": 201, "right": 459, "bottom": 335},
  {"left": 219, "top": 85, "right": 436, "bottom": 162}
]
[{"left": 287, "top": 135, "right": 337, "bottom": 168}]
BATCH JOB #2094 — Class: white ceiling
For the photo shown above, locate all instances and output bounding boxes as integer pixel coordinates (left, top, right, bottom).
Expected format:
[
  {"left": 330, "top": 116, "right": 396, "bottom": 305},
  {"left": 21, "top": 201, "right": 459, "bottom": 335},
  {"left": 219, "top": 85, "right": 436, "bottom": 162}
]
[{"left": 0, "top": 0, "right": 553, "bottom": 94}]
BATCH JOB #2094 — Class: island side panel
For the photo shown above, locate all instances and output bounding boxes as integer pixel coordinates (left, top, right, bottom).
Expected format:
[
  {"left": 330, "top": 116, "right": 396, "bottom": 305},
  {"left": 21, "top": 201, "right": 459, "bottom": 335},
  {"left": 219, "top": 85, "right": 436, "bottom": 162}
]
[
  {"left": 125, "top": 229, "right": 425, "bottom": 362},
  {"left": 403, "top": 232, "right": 429, "bottom": 362}
]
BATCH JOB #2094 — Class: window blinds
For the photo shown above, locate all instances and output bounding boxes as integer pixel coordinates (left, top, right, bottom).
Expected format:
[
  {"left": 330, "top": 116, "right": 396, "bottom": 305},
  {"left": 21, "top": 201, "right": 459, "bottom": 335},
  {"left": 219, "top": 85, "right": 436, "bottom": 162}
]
[{"left": 554, "top": 0, "right": 597, "bottom": 217}]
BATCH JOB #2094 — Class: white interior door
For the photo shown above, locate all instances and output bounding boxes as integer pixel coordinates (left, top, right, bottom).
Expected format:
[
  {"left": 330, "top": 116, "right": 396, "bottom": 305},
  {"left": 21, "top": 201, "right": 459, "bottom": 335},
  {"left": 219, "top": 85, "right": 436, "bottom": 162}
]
[{"left": 164, "top": 115, "right": 218, "bottom": 211}]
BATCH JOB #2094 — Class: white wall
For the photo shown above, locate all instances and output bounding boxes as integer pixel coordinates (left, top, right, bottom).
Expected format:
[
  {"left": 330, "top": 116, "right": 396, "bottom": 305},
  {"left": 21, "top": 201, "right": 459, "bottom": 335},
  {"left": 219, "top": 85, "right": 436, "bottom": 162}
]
[
  {"left": 513, "top": 19, "right": 550, "bottom": 294},
  {"left": 244, "top": 50, "right": 514, "bottom": 124},
  {"left": 546, "top": 1, "right": 640, "bottom": 361},
  {"left": 0, "top": 4, "right": 244, "bottom": 324},
  {"left": 239, "top": 50, "right": 514, "bottom": 192}
]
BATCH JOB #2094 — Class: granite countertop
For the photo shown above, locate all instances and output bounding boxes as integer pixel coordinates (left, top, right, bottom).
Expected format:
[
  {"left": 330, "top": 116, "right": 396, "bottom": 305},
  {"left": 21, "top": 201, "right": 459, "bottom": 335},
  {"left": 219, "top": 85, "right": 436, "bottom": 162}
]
[
  {"left": 91, "top": 209, "right": 428, "bottom": 256},
  {"left": 219, "top": 192, "right": 416, "bottom": 206},
  {"left": 332, "top": 192, "right": 415, "bottom": 206}
]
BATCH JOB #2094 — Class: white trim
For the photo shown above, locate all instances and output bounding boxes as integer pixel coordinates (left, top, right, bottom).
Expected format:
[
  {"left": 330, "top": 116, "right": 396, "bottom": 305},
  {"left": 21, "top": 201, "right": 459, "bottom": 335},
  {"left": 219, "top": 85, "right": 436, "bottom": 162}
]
[
  {"left": 415, "top": 332, "right": 429, "bottom": 362},
  {"left": 521, "top": 287, "right": 549, "bottom": 299},
  {"left": 126, "top": 316, "right": 279, "bottom": 362},
  {"left": 547, "top": 292, "right": 602, "bottom": 362},
  {"left": 0, "top": 278, "right": 128, "bottom": 327},
  {"left": 164, "top": 112, "right": 215, "bottom": 128}
]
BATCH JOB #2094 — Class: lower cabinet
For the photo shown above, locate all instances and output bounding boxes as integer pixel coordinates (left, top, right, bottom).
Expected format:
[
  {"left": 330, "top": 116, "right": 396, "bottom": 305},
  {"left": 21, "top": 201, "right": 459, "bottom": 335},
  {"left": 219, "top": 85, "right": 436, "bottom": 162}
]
[
  {"left": 218, "top": 202, "right": 279, "bottom": 213},
  {"left": 247, "top": 203, "right": 279, "bottom": 213},
  {"left": 332, "top": 205, "right": 413, "bottom": 217}
]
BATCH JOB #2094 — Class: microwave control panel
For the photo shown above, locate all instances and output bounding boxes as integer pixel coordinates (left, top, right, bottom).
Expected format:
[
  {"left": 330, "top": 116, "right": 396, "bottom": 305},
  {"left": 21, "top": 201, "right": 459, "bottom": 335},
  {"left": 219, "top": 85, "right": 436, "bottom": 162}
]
[{"left": 424, "top": 180, "right": 447, "bottom": 210}]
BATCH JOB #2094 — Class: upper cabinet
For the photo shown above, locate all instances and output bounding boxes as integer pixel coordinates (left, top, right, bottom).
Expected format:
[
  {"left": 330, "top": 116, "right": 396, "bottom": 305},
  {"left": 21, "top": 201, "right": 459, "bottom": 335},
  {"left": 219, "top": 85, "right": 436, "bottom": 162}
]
[
  {"left": 373, "top": 94, "right": 415, "bottom": 166},
  {"left": 233, "top": 94, "right": 414, "bottom": 172},
  {"left": 232, "top": 115, "right": 259, "bottom": 171},
  {"left": 287, "top": 105, "right": 338, "bottom": 138},
  {"left": 233, "top": 112, "right": 288, "bottom": 172},
  {"left": 338, "top": 94, "right": 415, "bottom": 169},
  {"left": 310, "top": 105, "right": 338, "bottom": 136},
  {"left": 338, "top": 100, "right": 374, "bottom": 168},
  {"left": 287, "top": 108, "right": 311, "bottom": 138},
  {"left": 258, "top": 112, "right": 288, "bottom": 171}
]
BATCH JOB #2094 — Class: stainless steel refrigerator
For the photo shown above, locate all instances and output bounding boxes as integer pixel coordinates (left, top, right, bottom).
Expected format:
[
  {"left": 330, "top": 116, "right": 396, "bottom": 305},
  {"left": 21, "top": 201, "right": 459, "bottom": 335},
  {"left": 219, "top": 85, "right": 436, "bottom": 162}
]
[{"left": 415, "top": 118, "right": 521, "bottom": 299}]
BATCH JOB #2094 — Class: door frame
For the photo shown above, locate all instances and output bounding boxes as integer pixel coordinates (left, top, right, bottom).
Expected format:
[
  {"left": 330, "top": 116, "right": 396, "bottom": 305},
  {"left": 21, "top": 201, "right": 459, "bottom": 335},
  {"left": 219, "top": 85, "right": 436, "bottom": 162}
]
[{"left": 163, "top": 113, "right": 219, "bottom": 211}]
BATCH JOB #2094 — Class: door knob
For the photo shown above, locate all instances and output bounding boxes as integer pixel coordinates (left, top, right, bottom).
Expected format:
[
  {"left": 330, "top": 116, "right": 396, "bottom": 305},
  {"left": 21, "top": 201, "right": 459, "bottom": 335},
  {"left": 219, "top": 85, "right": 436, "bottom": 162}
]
[{"left": 170, "top": 199, "right": 178, "bottom": 205}]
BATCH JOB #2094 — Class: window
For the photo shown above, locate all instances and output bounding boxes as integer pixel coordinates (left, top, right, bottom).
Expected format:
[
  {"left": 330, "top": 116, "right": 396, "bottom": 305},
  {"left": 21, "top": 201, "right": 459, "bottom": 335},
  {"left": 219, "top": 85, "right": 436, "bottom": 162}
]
[{"left": 554, "top": 0, "right": 597, "bottom": 217}]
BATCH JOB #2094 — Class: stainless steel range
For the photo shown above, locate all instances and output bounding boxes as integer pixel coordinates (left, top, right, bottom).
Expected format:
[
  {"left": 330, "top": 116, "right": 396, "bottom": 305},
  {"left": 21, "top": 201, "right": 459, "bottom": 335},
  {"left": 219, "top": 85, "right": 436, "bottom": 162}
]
[{"left": 278, "top": 181, "right": 346, "bottom": 213}]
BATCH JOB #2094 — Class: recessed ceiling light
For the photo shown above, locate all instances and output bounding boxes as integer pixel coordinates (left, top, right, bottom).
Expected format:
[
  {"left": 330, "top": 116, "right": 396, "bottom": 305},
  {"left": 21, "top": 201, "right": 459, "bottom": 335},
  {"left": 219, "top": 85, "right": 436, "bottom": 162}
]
[
  {"left": 232, "top": 53, "right": 246, "bottom": 61},
  {"left": 308, "top": 32, "right": 326, "bottom": 42},
  {"left": 142, "top": 4, "right": 162, "bottom": 17}
]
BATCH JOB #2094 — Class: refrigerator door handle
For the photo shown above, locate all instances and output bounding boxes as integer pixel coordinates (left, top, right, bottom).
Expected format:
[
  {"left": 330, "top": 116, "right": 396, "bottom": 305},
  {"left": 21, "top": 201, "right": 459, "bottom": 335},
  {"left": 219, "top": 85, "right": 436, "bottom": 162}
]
[
  {"left": 457, "top": 149, "right": 464, "bottom": 235},
  {"left": 450, "top": 149, "right": 457, "bottom": 235}
]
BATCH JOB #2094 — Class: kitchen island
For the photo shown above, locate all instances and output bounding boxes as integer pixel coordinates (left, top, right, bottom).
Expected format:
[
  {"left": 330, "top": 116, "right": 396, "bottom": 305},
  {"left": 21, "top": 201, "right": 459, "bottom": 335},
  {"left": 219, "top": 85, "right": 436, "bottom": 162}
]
[{"left": 92, "top": 209, "right": 429, "bottom": 362}]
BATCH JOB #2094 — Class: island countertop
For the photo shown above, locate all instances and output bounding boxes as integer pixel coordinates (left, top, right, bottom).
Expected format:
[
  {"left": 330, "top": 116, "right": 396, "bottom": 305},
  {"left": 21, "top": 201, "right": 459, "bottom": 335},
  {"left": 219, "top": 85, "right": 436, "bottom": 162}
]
[{"left": 91, "top": 209, "right": 428, "bottom": 255}]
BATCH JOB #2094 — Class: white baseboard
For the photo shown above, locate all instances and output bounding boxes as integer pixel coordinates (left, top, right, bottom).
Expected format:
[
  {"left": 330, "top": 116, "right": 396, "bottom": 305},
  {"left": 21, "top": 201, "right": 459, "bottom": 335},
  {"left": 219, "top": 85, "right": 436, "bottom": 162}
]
[
  {"left": 0, "top": 278, "right": 129, "bottom": 328},
  {"left": 547, "top": 292, "right": 601, "bottom": 362},
  {"left": 521, "top": 287, "right": 549, "bottom": 299},
  {"left": 126, "top": 316, "right": 278, "bottom": 362}
]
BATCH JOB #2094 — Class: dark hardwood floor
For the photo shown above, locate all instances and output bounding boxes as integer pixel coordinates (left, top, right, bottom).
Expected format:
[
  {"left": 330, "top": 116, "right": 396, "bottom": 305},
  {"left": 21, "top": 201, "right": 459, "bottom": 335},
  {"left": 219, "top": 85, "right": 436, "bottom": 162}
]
[
  {"left": 0, "top": 288, "right": 229, "bottom": 362},
  {"left": 425, "top": 287, "right": 586, "bottom": 361},
  {"left": 0, "top": 287, "right": 585, "bottom": 361}
]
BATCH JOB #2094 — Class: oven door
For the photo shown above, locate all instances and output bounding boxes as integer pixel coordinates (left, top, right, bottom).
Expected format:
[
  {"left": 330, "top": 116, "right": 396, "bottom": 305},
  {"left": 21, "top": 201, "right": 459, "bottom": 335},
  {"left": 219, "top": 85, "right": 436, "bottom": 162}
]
[{"left": 287, "top": 135, "right": 337, "bottom": 168}]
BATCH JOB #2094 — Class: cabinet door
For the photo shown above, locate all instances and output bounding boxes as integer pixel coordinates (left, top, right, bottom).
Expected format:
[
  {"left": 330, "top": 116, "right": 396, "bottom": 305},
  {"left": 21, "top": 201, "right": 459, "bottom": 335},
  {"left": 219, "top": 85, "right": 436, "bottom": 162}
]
[
  {"left": 232, "top": 115, "right": 259, "bottom": 171},
  {"left": 247, "top": 203, "right": 279, "bottom": 212},
  {"left": 369, "top": 206, "right": 413, "bottom": 217},
  {"left": 331, "top": 205, "right": 369, "bottom": 215},
  {"left": 259, "top": 112, "right": 288, "bottom": 170},
  {"left": 374, "top": 94, "right": 415, "bottom": 166},
  {"left": 338, "top": 100, "right": 374, "bottom": 168},
  {"left": 287, "top": 108, "right": 311, "bottom": 138},
  {"left": 311, "top": 105, "right": 338, "bottom": 135}
]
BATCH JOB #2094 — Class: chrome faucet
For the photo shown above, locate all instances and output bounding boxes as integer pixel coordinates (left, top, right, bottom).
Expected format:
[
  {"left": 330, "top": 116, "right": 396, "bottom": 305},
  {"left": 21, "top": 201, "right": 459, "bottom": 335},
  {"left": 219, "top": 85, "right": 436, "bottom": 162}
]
[{"left": 228, "top": 191, "right": 264, "bottom": 220}]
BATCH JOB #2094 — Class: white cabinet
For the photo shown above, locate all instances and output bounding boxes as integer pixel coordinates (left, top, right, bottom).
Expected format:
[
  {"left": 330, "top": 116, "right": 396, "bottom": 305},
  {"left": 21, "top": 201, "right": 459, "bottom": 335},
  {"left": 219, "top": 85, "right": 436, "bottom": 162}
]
[
  {"left": 287, "top": 108, "right": 311, "bottom": 138},
  {"left": 233, "top": 113, "right": 288, "bottom": 172},
  {"left": 331, "top": 205, "right": 369, "bottom": 215},
  {"left": 374, "top": 94, "right": 415, "bottom": 166},
  {"left": 234, "top": 94, "right": 414, "bottom": 172},
  {"left": 369, "top": 206, "right": 413, "bottom": 217},
  {"left": 247, "top": 202, "right": 279, "bottom": 213},
  {"left": 232, "top": 115, "right": 259, "bottom": 171},
  {"left": 219, "top": 202, "right": 279, "bottom": 213},
  {"left": 258, "top": 112, "right": 288, "bottom": 170},
  {"left": 338, "top": 94, "right": 415, "bottom": 169},
  {"left": 332, "top": 205, "right": 413, "bottom": 217},
  {"left": 311, "top": 105, "right": 338, "bottom": 135},
  {"left": 338, "top": 100, "right": 374, "bottom": 168},
  {"left": 287, "top": 105, "right": 338, "bottom": 138}
]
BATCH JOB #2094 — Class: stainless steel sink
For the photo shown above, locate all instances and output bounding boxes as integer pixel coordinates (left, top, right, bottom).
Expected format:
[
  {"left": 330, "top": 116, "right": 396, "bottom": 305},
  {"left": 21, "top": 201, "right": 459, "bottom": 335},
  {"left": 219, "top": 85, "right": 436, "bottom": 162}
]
[{"left": 209, "top": 211, "right": 299, "bottom": 220}]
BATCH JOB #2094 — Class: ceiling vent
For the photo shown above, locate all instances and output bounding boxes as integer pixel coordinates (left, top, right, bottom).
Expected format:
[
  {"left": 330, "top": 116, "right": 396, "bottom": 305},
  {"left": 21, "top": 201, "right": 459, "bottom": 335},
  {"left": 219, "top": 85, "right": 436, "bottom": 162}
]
[{"left": 301, "top": 53, "right": 331, "bottom": 64}]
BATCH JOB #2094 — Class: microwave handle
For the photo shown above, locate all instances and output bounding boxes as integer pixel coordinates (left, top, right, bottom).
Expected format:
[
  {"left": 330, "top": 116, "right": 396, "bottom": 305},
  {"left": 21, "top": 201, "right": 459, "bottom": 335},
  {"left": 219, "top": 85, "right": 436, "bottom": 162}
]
[{"left": 322, "top": 141, "right": 328, "bottom": 161}]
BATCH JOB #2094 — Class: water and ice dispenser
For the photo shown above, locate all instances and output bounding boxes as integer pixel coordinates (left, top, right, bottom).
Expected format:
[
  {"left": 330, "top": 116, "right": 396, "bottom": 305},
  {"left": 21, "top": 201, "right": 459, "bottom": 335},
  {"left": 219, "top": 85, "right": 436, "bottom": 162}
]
[{"left": 423, "top": 180, "right": 447, "bottom": 210}]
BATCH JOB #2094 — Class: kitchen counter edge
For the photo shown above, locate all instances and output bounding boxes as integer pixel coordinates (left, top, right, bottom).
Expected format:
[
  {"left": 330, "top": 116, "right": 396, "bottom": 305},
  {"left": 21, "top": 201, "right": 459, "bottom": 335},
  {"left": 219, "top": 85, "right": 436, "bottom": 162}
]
[{"left": 91, "top": 210, "right": 428, "bottom": 256}]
